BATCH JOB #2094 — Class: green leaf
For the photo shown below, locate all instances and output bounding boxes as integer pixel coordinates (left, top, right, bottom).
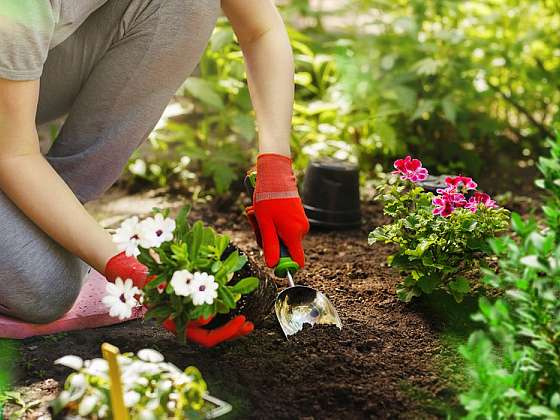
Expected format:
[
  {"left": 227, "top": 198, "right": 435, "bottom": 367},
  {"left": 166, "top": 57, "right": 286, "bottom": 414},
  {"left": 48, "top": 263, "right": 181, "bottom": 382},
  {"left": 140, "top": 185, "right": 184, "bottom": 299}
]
[
  {"left": 188, "top": 221, "right": 204, "bottom": 261},
  {"left": 441, "top": 95, "right": 457, "bottom": 124},
  {"left": 210, "top": 27, "right": 234, "bottom": 51},
  {"left": 229, "top": 277, "right": 259, "bottom": 295},
  {"left": 184, "top": 77, "right": 224, "bottom": 110},
  {"left": 218, "top": 287, "right": 236, "bottom": 309},
  {"left": 528, "top": 406, "right": 557, "bottom": 417},
  {"left": 449, "top": 277, "right": 470, "bottom": 294},
  {"left": 145, "top": 305, "right": 173, "bottom": 322},
  {"left": 232, "top": 114, "right": 256, "bottom": 141},
  {"left": 417, "top": 274, "right": 439, "bottom": 293},
  {"left": 520, "top": 255, "right": 547, "bottom": 271}
]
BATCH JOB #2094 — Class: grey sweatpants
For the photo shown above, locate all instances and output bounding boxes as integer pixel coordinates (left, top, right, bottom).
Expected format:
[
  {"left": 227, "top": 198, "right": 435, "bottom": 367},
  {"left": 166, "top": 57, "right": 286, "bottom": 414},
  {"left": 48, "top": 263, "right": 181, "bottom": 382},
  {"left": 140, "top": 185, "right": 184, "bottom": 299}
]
[{"left": 0, "top": 0, "right": 220, "bottom": 323}]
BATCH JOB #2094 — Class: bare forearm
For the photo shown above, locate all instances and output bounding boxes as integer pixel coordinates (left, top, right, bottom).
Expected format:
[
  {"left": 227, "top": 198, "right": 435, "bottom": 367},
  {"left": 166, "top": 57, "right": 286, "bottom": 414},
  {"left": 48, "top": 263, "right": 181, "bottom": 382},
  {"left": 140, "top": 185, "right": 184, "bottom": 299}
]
[
  {"left": 241, "top": 27, "right": 294, "bottom": 157},
  {"left": 0, "top": 153, "right": 116, "bottom": 272}
]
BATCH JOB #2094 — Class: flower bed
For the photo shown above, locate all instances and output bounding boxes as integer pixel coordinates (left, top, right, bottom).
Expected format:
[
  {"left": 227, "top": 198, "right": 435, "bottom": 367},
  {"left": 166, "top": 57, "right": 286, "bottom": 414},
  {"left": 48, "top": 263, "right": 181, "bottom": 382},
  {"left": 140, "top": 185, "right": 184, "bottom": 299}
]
[{"left": 369, "top": 156, "right": 510, "bottom": 302}]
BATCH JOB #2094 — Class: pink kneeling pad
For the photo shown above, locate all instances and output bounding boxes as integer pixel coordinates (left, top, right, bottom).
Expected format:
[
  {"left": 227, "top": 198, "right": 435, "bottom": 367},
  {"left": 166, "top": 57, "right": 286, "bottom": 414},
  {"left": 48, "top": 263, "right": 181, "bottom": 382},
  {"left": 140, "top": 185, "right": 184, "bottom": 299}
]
[{"left": 0, "top": 270, "right": 145, "bottom": 339}]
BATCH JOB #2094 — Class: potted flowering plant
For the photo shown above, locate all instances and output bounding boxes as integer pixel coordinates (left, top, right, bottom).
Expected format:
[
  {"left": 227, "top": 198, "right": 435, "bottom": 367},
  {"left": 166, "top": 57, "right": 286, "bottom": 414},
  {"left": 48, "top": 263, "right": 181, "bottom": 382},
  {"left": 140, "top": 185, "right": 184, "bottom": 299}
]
[
  {"left": 106, "top": 207, "right": 260, "bottom": 343},
  {"left": 51, "top": 349, "right": 231, "bottom": 418},
  {"left": 369, "top": 156, "right": 510, "bottom": 302}
]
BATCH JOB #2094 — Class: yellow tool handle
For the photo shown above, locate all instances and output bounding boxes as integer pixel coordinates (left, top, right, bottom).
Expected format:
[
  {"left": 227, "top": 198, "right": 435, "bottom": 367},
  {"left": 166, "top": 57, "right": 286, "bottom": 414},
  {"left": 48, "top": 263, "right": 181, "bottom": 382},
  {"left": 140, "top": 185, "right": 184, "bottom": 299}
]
[{"left": 101, "top": 343, "right": 130, "bottom": 420}]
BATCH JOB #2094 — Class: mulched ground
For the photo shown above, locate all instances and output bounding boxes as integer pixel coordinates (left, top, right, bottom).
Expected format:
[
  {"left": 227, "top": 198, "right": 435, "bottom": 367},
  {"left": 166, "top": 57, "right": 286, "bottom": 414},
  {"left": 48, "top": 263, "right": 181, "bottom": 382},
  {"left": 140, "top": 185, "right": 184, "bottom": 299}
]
[{"left": 3, "top": 190, "right": 468, "bottom": 419}]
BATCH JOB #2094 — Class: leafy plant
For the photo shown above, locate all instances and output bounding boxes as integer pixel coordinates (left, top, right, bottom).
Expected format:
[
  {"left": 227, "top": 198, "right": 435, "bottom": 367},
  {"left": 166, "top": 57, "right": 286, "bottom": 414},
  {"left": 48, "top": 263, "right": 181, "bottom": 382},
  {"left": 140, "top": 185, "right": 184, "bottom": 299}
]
[
  {"left": 459, "top": 134, "right": 560, "bottom": 418},
  {"left": 52, "top": 349, "right": 210, "bottom": 419},
  {"left": 108, "top": 207, "right": 259, "bottom": 344},
  {"left": 369, "top": 157, "right": 509, "bottom": 302}
]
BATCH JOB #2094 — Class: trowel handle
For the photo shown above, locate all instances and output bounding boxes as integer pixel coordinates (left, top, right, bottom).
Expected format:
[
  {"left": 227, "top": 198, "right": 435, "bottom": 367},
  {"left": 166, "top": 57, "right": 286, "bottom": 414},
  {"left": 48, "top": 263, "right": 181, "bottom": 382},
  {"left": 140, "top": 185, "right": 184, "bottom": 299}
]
[
  {"left": 276, "top": 241, "right": 299, "bottom": 278},
  {"left": 244, "top": 172, "right": 299, "bottom": 278}
]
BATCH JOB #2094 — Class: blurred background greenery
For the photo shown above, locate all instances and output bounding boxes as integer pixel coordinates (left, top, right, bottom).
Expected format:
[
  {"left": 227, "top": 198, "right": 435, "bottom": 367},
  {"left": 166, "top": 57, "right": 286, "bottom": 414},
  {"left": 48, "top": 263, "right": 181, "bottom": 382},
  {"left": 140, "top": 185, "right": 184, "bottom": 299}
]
[{"left": 124, "top": 0, "right": 559, "bottom": 198}]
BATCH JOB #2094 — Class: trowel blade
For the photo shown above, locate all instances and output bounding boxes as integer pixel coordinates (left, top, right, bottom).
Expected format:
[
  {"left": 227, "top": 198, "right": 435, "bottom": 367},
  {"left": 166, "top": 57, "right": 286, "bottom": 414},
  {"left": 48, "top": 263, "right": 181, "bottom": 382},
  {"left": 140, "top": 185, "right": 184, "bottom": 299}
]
[{"left": 274, "top": 285, "right": 342, "bottom": 337}]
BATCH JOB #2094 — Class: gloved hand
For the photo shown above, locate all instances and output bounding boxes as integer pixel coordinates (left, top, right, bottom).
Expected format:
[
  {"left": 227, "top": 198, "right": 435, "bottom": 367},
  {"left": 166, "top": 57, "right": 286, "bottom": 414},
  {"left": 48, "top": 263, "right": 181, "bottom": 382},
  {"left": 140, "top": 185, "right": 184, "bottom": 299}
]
[
  {"left": 162, "top": 315, "right": 254, "bottom": 348},
  {"left": 104, "top": 251, "right": 150, "bottom": 289},
  {"left": 252, "top": 154, "right": 309, "bottom": 268}
]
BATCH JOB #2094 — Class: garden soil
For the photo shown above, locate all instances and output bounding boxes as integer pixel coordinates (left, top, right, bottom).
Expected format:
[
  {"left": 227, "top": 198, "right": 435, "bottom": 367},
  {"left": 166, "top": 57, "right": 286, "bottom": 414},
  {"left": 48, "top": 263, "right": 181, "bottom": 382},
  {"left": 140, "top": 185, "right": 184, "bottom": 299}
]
[{"left": 3, "top": 190, "right": 467, "bottom": 419}]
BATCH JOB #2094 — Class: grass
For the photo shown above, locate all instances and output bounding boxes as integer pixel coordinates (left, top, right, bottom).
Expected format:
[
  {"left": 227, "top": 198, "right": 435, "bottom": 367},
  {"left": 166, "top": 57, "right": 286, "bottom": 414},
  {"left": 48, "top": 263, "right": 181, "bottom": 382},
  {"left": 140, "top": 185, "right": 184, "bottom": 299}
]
[
  {"left": 400, "top": 291, "right": 484, "bottom": 418},
  {"left": 0, "top": 339, "right": 19, "bottom": 419}
]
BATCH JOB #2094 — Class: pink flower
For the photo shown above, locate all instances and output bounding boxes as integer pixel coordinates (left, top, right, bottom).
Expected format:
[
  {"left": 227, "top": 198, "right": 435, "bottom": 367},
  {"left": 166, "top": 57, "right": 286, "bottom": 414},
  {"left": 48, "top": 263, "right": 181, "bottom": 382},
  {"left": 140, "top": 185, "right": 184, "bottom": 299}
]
[
  {"left": 392, "top": 156, "right": 429, "bottom": 182},
  {"left": 444, "top": 176, "right": 478, "bottom": 192},
  {"left": 465, "top": 192, "right": 498, "bottom": 213},
  {"left": 432, "top": 196, "right": 454, "bottom": 217},
  {"left": 437, "top": 187, "right": 467, "bottom": 208}
]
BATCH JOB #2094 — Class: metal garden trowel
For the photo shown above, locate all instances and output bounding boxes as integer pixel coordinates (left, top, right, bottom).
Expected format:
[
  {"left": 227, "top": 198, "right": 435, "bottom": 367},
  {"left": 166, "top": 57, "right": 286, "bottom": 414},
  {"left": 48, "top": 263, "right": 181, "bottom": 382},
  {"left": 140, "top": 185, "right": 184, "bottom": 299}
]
[
  {"left": 244, "top": 172, "right": 342, "bottom": 338},
  {"left": 273, "top": 244, "right": 342, "bottom": 337}
]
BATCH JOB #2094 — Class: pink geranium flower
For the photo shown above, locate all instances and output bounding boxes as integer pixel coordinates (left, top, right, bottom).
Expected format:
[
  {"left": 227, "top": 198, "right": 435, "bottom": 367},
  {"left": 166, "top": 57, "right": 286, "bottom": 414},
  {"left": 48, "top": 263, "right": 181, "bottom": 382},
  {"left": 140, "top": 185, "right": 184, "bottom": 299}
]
[
  {"left": 465, "top": 192, "right": 497, "bottom": 213},
  {"left": 432, "top": 196, "right": 454, "bottom": 217},
  {"left": 444, "top": 176, "right": 478, "bottom": 192},
  {"left": 392, "top": 156, "right": 429, "bottom": 182},
  {"left": 436, "top": 187, "right": 468, "bottom": 208}
]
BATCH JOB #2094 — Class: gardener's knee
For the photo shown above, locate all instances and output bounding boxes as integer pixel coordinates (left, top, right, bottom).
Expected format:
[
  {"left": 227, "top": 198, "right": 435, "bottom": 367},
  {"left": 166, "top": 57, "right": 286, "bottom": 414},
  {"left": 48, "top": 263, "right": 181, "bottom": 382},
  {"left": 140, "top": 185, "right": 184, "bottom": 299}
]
[{"left": 0, "top": 248, "right": 87, "bottom": 324}]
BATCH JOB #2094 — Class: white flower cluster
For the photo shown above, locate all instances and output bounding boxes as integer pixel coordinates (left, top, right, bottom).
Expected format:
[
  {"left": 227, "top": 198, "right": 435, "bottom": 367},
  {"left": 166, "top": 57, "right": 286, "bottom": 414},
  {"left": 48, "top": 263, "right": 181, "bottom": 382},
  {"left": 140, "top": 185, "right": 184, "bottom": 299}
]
[
  {"left": 170, "top": 271, "right": 219, "bottom": 306},
  {"left": 54, "top": 349, "right": 206, "bottom": 419},
  {"left": 112, "top": 214, "right": 176, "bottom": 257}
]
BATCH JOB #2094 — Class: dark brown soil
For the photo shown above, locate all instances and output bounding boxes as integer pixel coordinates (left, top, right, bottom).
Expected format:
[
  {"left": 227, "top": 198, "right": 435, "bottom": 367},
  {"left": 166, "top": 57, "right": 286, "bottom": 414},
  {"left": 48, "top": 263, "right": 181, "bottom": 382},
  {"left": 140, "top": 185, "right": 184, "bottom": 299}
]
[{"left": 3, "top": 191, "right": 465, "bottom": 419}]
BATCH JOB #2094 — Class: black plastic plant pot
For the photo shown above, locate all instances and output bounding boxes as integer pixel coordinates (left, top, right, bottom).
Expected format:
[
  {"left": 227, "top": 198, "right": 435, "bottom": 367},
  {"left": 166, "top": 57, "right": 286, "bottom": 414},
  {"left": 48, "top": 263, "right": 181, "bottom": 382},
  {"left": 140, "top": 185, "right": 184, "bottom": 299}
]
[
  {"left": 417, "top": 175, "right": 451, "bottom": 194},
  {"left": 302, "top": 159, "right": 361, "bottom": 229},
  {"left": 417, "top": 174, "right": 475, "bottom": 199}
]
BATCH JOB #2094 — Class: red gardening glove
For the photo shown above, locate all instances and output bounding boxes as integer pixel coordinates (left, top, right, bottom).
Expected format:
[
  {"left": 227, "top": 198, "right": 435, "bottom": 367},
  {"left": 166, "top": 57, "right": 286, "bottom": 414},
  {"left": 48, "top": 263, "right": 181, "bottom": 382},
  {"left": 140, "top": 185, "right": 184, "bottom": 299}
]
[
  {"left": 162, "top": 315, "right": 254, "bottom": 348},
  {"left": 104, "top": 251, "right": 150, "bottom": 289},
  {"left": 253, "top": 154, "right": 309, "bottom": 268},
  {"left": 245, "top": 205, "right": 262, "bottom": 248}
]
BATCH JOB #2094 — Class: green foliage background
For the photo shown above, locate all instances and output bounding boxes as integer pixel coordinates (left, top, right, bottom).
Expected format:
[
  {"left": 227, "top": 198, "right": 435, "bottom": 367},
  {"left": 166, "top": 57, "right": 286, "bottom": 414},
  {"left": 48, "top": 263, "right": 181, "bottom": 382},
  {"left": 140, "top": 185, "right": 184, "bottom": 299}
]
[
  {"left": 459, "top": 135, "right": 560, "bottom": 418},
  {"left": 127, "top": 0, "right": 559, "bottom": 195}
]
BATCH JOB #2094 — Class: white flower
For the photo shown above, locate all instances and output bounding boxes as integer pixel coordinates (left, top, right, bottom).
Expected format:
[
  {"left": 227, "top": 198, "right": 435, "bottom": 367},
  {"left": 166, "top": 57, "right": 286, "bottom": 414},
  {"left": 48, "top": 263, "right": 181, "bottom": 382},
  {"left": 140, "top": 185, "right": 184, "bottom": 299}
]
[
  {"left": 70, "top": 373, "right": 86, "bottom": 390},
  {"left": 137, "top": 349, "right": 164, "bottom": 363},
  {"left": 124, "top": 390, "right": 141, "bottom": 408},
  {"left": 170, "top": 270, "right": 194, "bottom": 297},
  {"left": 84, "top": 359, "right": 109, "bottom": 376},
  {"left": 79, "top": 394, "right": 99, "bottom": 416},
  {"left": 102, "top": 278, "right": 141, "bottom": 320},
  {"left": 138, "top": 410, "right": 156, "bottom": 420},
  {"left": 54, "top": 355, "right": 84, "bottom": 370},
  {"left": 112, "top": 217, "right": 147, "bottom": 257},
  {"left": 140, "top": 214, "right": 176, "bottom": 248},
  {"left": 190, "top": 272, "right": 219, "bottom": 306}
]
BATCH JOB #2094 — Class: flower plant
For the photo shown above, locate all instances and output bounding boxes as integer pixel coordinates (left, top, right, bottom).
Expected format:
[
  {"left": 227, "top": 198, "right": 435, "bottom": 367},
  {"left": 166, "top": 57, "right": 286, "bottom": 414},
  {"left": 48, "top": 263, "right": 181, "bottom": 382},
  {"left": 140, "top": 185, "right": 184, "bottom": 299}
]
[
  {"left": 459, "top": 134, "right": 560, "bottom": 418},
  {"left": 369, "top": 156, "right": 510, "bottom": 302},
  {"left": 51, "top": 349, "right": 209, "bottom": 418},
  {"left": 108, "top": 207, "right": 260, "bottom": 343}
]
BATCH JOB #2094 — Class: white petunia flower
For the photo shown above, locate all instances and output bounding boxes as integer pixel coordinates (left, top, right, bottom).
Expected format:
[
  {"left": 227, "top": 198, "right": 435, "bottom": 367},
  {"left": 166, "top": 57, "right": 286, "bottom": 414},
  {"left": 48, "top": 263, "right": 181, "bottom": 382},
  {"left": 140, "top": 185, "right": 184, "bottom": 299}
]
[
  {"left": 112, "top": 217, "right": 147, "bottom": 257},
  {"left": 170, "top": 270, "right": 194, "bottom": 297},
  {"left": 137, "top": 349, "right": 164, "bottom": 363},
  {"left": 102, "top": 278, "right": 141, "bottom": 320},
  {"left": 140, "top": 213, "right": 176, "bottom": 248},
  {"left": 124, "top": 390, "right": 141, "bottom": 408},
  {"left": 84, "top": 359, "right": 109, "bottom": 376},
  {"left": 190, "top": 272, "right": 219, "bottom": 306},
  {"left": 78, "top": 394, "right": 99, "bottom": 416},
  {"left": 54, "top": 355, "right": 84, "bottom": 371}
]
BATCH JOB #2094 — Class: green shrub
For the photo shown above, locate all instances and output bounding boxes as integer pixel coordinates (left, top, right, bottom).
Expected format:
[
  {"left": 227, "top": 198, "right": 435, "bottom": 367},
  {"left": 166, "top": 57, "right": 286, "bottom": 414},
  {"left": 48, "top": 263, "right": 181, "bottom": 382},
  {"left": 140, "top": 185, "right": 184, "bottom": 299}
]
[
  {"left": 127, "top": 1, "right": 559, "bottom": 196},
  {"left": 369, "top": 158, "right": 509, "bottom": 302},
  {"left": 459, "top": 134, "right": 560, "bottom": 418}
]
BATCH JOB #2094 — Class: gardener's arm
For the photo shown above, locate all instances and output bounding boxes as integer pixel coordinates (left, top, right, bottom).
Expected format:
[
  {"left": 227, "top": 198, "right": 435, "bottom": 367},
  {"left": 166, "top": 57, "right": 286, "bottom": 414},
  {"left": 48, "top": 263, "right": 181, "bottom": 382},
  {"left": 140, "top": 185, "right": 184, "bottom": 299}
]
[
  {"left": 222, "top": 0, "right": 293, "bottom": 157},
  {"left": 222, "top": 0, "right": 309, "bottom": 268},
  {"left": 0, "top": 78, "right": 117, "bottom": 272}
]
